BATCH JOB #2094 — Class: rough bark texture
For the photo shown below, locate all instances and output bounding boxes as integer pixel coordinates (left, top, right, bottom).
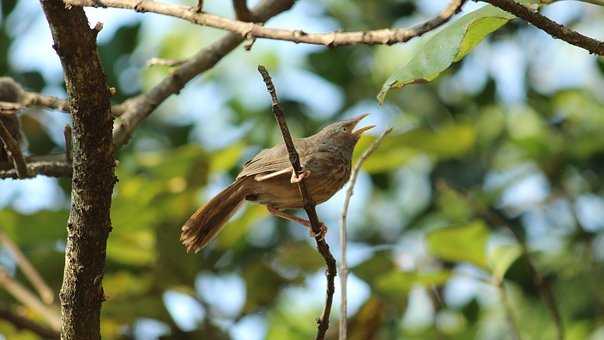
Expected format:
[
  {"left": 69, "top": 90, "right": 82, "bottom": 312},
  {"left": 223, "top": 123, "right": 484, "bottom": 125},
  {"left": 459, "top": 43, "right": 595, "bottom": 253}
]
[{"left": 39, "top": 1, "right": 115, "bottom": 339}]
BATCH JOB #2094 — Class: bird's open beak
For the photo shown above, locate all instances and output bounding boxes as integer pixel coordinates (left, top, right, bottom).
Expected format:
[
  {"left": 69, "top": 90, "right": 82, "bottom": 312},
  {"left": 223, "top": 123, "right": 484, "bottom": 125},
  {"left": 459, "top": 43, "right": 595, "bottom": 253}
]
[{"left": 351, "top": 113, "right": 375, "bottom": 136}]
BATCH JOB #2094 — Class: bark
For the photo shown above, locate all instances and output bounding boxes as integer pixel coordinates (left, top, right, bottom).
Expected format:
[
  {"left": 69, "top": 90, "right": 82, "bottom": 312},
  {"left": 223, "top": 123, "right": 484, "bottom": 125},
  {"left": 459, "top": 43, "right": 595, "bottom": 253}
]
[{"left": 39, "top": 1, "right": 115, "bottom": 339}]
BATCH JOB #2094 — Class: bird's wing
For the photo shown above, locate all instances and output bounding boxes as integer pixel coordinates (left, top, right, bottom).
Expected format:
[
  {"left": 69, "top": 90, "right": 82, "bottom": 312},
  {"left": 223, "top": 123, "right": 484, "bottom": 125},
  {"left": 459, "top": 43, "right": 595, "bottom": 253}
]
[{"left": 237, "top": 139, "right": 311, "bottom": 180}]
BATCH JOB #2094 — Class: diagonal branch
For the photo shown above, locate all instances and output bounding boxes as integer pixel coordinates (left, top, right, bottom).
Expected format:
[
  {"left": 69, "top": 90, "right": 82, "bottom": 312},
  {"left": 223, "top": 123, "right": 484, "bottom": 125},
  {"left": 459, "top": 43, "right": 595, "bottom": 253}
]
[
  {"left": 0, "top": 119, "right": 28, "bottom": 178},
  {"left": 0, "top": 230, "right": 55, "bottom": 305},
  {"left": 233, "top": 0, "right": 256, "bottom": 22},
  {"left": 257, "top": 65, "right": 337, "bottom": 340},
  {"left": 483, "top": 0, "right": 604, "bottom": 55},
  {"left": 66, "top": 0, "right": 467, "bottom": 46},
  {"left": 112, "top": 0, "right": 295, "bottom": 147},
  {"left": 0, "top": 308, "right": 60, "bottom": 339},
  {"left": 338, "top": 129, "right": 391, "bottom": 340},
  {"left": 0, "top": 267, "right": 60, "bottom": 330}
]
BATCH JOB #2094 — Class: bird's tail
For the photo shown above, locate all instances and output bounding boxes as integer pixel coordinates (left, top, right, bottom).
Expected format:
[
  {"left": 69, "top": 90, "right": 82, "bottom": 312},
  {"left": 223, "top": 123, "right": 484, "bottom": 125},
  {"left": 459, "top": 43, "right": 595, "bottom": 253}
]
[{"left": 180, "top": 178, "right": 248, "bottom": 253}]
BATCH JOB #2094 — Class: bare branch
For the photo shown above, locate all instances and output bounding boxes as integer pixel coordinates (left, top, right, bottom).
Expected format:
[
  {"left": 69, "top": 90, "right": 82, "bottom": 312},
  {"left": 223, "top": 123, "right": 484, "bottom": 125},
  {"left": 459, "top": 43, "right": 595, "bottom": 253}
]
[
  {"left": 0, "top": 230, "right": 55, "bottom": 305},
  {"left": 338, "top": 128, "right": 391, "bottom": 340},
  {"left": 257, "top": 65, "right": 337, "bottom": 340},
  {"left": 0, "top": 267, "right": 60, "bottom": 330},
  {"left": 0, "top": 119, "right": 28, "bottom": 178},
  {"left": 40, "top": 0, "right": 116, "bottom": 339},
  {"left": 112, "top": 0, "right": 295, "bottom": 147},
  {"left": 0, "top": 155, "right": 71, "bottom": 179},
  {"left": 146, "top": 57, "right": 186, "bottom": 67},
  {"left": 483, "top": 0, "right": 604, "bottom": 55},
  {"left": 0, "top": 308, "right": 60, "bottom": 339},
  {"left": 66, "top": 0, "right": 467, "bottom": 46}
]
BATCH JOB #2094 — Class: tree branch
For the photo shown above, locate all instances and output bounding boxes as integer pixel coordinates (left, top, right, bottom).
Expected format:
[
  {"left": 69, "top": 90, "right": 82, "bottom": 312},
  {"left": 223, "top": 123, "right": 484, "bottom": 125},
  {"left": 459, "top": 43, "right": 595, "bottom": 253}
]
[
  {"left": 0, "top": 308, "right": 60, "bottom": 339},
  {"left": 483, "top": 0, "right": 604, "bottom": 55},
  {"left": 112, "top": 0, "right": 295, "bottom": 147},
  {"left": 0, "top": 119, "right": 28, "bottom": 178},
  {"left": 233, "top": 0, "right": 256, "bottom": 22},
  {"left": 40, "top": 1, "right": 116, "bottom": 339},
  {"left": 0, "top": 230, "right": 55, "bottom": 305},
  {"left": 257, "top": 65, "right": 336, "bottom": 340},
  {"left": 0, "top": 267, "right": 60, "bottom": 330},
  {"left": 0, "top": 155, "right": 71, "bottom": 179},
  {"left": 66, "top": 0, "right": 467, "bottom": 46},
  {"left": 338, "top": 129, "right": 391, "bottom": 340}
]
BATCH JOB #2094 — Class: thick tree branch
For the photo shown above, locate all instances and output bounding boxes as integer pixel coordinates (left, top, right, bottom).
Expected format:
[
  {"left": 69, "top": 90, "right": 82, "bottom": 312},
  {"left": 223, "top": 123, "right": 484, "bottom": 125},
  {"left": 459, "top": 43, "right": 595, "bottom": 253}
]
[
  {"left": 0, "top": 119, "right": 28, "bottom": 178},
  {"left": 233, "top": 0, "right": 256, "bottom": 22},
  {"left": 0, "top": 267, "right": 60, "bottom": 330},
  {"left": 0, "top": 308, "right": 60, "bottom": 339},
  {"left": 112, "top": 0, "right": 294, "bottom": 147},
  {"left": 0, "top": 230, "right": 55, "bottom": 305},
  {"left": 483, "top": 0, "right": 604, "bottom": 55},
  {"left": 257, "top": 65, "right": 336, "bottom": 340},
  {"left": 66, "top": 0, "right": 467, "bottom": 46},
  {"left": 40, "top": 1, "right": 115, "bottom": 339},
  {"left": 338, "top": 129, "right": 391, "bottom": 340}
]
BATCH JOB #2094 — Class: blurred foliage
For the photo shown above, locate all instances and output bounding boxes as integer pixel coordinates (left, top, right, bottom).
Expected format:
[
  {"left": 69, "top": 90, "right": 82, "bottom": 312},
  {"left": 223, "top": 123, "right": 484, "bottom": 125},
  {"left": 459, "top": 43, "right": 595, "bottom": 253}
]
[{"left": 2, "top": 0, "right": 604, "bottom": 339}]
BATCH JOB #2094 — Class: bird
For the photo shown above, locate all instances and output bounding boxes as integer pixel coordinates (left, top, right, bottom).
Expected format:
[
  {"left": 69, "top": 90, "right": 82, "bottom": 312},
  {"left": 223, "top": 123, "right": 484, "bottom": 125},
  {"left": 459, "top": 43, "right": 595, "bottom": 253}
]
[{"left": 180, "top": 113, "right": 375, "bottom": 253}]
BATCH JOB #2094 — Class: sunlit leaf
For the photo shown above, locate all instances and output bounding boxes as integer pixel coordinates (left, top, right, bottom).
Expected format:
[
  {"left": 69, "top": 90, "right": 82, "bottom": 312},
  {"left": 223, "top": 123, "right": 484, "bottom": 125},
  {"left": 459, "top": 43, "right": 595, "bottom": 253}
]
[
  {"left": 488, "top": 244, "right": 522, "bottom": 282},
  {"left": 426, "top": 221, "right": 489, "bottom": 268},
  {"left": 209, "top": 142, "right": 246, "bottom": 174},
  {"left": 107, "top": 229, "right": 155, "bottom": 266},
  {"left": 375, "top": 270, "right": 451, "bottom": 297},
  {"left": 216, "top": 205, "right": 268, "bottom": 249},
  {"left": 275, "top": 241, "right": 324, "bottom": 273},
  {"left": 378, "top": 5, "right": 514, "bottom": 103}
]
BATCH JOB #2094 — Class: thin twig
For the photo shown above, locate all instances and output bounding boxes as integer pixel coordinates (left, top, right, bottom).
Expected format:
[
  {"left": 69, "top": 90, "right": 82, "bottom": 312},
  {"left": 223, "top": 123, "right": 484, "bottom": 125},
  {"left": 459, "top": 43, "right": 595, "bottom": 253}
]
[
  {"left": 0, "top": 308, "right": 60, "bottom": 339},
  {"left": 0, "top": 267, "right": 60, "bottom": 330},
  {"left": 146, "top": 57, "right": 186, "bottom": 67},
  {"left": 482, "top": 0, "right": 604, "bottom": 55},
  {"left": 0, "top": 230, "right": 55, "bottom": 305},
  {"left": 0, "top": 154, "right": 71, "bottom": 179},
  {"left": 257, "top": 65, "right": 337, "bottom": 340},
  {"left": 0, "top": 119, "right": 28, "bottom": 178},
  {"left": 338, "top": 128, "right": 391, "bottom": 340},
  {"left": 66, "top": 0, "right": 467, "bottom": 47}
]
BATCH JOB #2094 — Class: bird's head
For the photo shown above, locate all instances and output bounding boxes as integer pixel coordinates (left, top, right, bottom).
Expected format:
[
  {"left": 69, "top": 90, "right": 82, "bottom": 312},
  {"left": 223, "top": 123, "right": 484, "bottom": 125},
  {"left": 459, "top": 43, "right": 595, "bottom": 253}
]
[{"left": 315, "top": 113, "right": 375, "bottom": 154}]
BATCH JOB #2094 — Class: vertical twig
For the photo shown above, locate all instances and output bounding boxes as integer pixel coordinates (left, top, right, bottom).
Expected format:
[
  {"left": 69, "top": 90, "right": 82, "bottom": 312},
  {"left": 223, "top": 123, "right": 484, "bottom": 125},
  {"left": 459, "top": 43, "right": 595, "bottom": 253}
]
[
  {"left": 338, "top": 129, "right": 391, "bottom": 340},
  {"left": 0, "top": 230, "right": 55, "bottom": 304},
  {"left": 257, "top": 65, "right": 337, "bottom": 340},
  {"left": 0, "top": 119, "right": 28, "bottom": 178}
]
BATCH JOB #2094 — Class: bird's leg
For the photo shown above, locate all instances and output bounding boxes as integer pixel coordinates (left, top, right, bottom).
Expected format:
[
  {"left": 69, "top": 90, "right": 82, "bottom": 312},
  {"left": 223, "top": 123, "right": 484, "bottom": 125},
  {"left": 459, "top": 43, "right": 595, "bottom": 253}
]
[
  {"left": 290, "top": 168, "right": 311, "bottom": 183},
  {"left": 267, "top": 206, "right": 327, "bottom": 240}
]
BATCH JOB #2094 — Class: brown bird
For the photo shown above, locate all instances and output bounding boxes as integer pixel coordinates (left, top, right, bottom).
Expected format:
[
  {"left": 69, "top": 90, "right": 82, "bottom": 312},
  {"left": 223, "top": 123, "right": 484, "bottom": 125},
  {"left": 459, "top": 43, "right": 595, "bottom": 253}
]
[{"left": 180, "top": 114, "right": 374, "bottom": 253}]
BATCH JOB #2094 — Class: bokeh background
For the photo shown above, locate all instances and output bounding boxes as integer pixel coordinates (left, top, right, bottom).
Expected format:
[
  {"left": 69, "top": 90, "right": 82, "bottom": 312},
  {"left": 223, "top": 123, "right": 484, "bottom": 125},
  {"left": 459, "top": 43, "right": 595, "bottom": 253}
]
[{"left": 1, "top": 0, "right": 604, "bottom": 339}]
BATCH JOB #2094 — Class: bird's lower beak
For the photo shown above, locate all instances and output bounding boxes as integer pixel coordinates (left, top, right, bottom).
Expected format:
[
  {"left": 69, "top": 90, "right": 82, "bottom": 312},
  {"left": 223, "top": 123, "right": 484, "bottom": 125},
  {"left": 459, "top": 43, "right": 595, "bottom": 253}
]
[{"left": 351, "top": 113, "right": 375, "bottom": 136}]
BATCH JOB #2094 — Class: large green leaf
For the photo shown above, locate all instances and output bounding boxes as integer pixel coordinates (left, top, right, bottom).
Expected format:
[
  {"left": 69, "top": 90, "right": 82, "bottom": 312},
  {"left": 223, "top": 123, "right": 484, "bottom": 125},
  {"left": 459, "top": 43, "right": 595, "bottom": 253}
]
[
  {"left": 375, "top": 270, "right": 451, "bottom": 297},
  {"left": 426, "top": 221, "right": 489, "bottom": 268},
  {"left": 488, "top": 244, "right": 522, "bottom": 282},
  {"left": 378, "top": 5, "right": 514, "bottom": 103}
]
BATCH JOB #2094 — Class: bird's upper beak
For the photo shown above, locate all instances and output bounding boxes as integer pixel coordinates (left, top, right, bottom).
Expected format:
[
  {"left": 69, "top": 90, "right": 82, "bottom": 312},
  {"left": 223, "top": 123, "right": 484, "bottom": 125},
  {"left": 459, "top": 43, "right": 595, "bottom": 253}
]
[{"left": 350, "top": 113, "right": 375, "bottom": 136}]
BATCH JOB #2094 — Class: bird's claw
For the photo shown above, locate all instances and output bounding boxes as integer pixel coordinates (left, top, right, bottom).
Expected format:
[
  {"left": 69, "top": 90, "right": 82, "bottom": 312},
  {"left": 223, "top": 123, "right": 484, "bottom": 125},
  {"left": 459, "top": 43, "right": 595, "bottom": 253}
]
[
  {"left": 290, "top": 169, "right": 311, "bottom": 183},
  {"left": 309, "top": 222, "right": 327, "bottom": 241}
]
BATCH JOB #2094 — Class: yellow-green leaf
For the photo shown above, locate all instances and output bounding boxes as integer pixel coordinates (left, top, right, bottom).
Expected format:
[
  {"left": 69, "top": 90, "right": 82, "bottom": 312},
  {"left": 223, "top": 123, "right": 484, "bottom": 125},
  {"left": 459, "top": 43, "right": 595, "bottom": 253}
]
[{"left": 426, "top": 221, "right": 489, "bottom": 268}]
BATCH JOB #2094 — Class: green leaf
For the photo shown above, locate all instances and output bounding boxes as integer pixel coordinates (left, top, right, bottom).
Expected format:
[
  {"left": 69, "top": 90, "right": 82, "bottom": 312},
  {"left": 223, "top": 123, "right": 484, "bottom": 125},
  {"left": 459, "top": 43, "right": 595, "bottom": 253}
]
[
  {"left": 354, "top": 123, "right": 476, "bottom": 172},
  {"left": 426, "top": 221, "right": 489, "bottom": 268},
  {"left": 275, "top": 241, "right": 324, "bottom": 273},
  {"left": 488, "top": 244, "right": 522, "bottom": 282},
  {"left": 375, "top": 270, "right": 451, "bottom": 297},
  {"left": 378, "top": 5, "right": 514, "bottom": 103}
]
